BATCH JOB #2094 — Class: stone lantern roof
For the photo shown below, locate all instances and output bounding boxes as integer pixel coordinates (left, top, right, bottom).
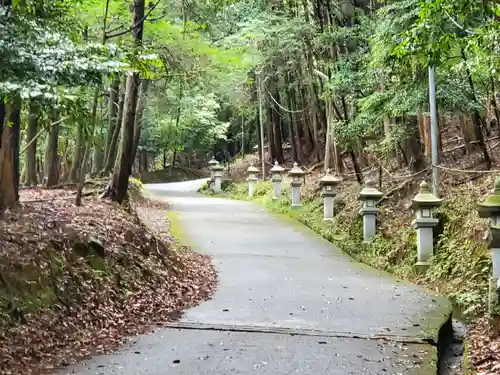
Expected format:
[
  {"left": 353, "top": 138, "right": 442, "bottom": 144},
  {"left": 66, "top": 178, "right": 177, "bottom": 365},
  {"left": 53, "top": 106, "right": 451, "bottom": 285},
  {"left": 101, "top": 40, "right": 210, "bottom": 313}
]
[
  {"left": 319, "top": 169, "right": 342, "bottom": 186},
  {"left": 288, "top": 162, "right": 304, "bottom": 177},
  {"left": 478, "top": 177, "right": 500, "bottom": 218},
  {"left": 247, "top": 163, "right": 259, "bottom": 174},
  {"left": 359, "top": 179, "right": 383, "bottom": 200},
  {"left": 412, "top": 181, "right": 442, "bottom": 208},
  {"left": 212, "top": 162, "right": 224, "bottom": 171},
  {"left": 270, "top": 161, "right": 284, "bottom": 174},
  {"left": 208, "top": 157, "right": 218, "bottom": 167}
]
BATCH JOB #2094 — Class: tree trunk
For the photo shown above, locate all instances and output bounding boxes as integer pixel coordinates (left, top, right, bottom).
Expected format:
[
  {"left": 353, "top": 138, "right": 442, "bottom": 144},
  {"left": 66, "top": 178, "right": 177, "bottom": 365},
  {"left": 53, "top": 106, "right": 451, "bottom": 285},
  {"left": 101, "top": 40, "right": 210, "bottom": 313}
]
[
  {"left": 8, "top": 99, "right": 21, "bottom": 201},
  {"left": 105, "top": 72, "right": 141, "bottom": 202},
  {"left": 271, "top": 89, "right": 284, "bottom": 164},
  {"left": 141, "top": 149, "right": 148, "bottom": 172},
  {"left": 461, "top": 48, "right": 491, "bottom": 167},
  {"left": 418, "top": 112, "right": 431, "bottom": 158},
  {"left": 356, "top": 140, "right": 367, "bottom": 168},
  {"left": 37, "top": 156, "right": 44, "bottom": 185},
  {"left": 105, "top": 77, "right": 120, "bottom": 159},
  {"left": 75, "top": 146, "right": 89, "bottom": 206},
  {"left": 103, "top": 77, "right": 126, "bottom": 174},
  {"left": 288, "top": 82, "right": 303, "bottom": 162},
  {"left": 69, "top": 122, "right": 85, "bottom": 182},
  {"left": 26, "top": 104, "right": 38, "bottom": 186},
  {"left": 297, "top": 86, "right": 313, "bottom": 154},
  {"left": 349, "top": 150, "right": 363, "bottom": 184},
  {"left": 45, "top": 112, "right": 60, "bottom": 187},
  {"left": 0, "top": 99, "right": 19, "bottom": 210},
  {"left": 266, "top": 107, "right": 276, "bottom": 162},
  {"left": 489, "top": 77, "right": 500, "bottom": 138},
  {"left": 131, "top": 79, "right": 150, "bottom": 167},
  {"left": 458, "top": 112, "right": 479, "bottom": 155},
  {"left": 91, "top": 146, "right": 104, "bottom": 175},
  {"left": 304, "top": 49, "right": 321, "bottom": 162},
  {"left": 286, "top": 99, "right": 298, "bottom": 162},
  {"left": 60, "top": 137, "right": 71, "bottom": 181},
  {"left": 404, "top": 116, "right": 427, "bottom": 172}
]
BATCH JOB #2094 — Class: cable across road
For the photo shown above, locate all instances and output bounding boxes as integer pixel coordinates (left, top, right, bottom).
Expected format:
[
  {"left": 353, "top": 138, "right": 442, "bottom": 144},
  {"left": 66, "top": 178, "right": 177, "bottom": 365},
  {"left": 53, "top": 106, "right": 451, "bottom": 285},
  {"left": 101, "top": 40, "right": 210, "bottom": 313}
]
[{"left": 265, "top": 86, "right": 308, "bottom": 114}]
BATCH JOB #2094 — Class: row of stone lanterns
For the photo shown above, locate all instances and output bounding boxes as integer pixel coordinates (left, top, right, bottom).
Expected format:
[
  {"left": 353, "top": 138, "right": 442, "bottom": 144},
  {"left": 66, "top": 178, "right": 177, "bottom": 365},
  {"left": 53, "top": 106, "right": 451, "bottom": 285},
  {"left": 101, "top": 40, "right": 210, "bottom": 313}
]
[
  {"left": 242, "top": 161, "right": 500, "bottom": 309},
  {"left": 269, "top": 161, "right": 306, "bottom": 207},
  {"left": 242, "top": 161, "right": 500, "bottom": 315},
  {"left": 244, "top": 163, "right": 446, "bottom": 272}
]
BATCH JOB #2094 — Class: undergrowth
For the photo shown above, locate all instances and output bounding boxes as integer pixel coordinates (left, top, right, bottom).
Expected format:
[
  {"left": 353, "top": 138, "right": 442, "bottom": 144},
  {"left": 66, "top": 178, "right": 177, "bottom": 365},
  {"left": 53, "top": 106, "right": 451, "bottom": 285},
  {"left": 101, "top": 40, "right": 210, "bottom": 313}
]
[{"left": 217, "top": 178, "right": 491, "bottom": 318}]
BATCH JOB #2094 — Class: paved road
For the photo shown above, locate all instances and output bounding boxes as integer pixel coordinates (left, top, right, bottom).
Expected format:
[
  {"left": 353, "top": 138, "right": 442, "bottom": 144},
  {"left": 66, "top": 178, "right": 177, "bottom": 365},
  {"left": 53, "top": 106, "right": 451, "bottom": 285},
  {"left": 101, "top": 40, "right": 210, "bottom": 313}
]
[{"left": 62, "top": 178, "right": 451, "bottom": 375}]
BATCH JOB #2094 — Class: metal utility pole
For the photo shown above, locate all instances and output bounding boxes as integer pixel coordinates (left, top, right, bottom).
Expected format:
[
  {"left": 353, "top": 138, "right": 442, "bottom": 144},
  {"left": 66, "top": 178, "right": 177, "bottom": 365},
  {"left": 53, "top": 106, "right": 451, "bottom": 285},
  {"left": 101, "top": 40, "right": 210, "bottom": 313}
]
[
  {"left": 258, "top": 72, "right": 266, "bottom": 179},
  {"left": 428, "top": 65, "right": 440, "bottom": 197},
  {"left": 241, "top": 114, "right": 244, "bottom": 155}
]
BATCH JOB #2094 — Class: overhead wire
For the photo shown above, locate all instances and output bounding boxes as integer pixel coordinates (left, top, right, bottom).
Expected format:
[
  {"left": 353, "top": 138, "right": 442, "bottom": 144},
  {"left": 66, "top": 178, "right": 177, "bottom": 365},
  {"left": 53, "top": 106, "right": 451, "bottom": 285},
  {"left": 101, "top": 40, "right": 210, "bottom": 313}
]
[{"left": 264, "top": 86, "right": 308, "bottom": 114}]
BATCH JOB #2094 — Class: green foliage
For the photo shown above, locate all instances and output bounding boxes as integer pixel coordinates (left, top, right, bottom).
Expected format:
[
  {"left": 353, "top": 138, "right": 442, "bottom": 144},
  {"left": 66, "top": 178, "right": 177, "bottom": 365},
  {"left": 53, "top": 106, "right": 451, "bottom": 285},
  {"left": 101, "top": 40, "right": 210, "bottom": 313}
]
[
  {"left": 426, "top": 196, "right": 490, "bottom": 316},
  {"left": 0, "top": 3, "right": 123, "bottom": 101}
]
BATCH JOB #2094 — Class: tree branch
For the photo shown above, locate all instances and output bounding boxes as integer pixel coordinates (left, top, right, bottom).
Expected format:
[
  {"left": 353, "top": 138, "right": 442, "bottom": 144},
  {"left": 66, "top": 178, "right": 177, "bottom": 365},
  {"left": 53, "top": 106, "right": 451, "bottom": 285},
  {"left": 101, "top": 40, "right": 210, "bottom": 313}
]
[
  {"left": 105, "top": 0, "right": 161, "bottom": 40},
  {"left": 20, "top": 116, "right": 68, "bottom": 155},
  {"left": 102, "top": 0, "right": 110, "bottom": 43}
]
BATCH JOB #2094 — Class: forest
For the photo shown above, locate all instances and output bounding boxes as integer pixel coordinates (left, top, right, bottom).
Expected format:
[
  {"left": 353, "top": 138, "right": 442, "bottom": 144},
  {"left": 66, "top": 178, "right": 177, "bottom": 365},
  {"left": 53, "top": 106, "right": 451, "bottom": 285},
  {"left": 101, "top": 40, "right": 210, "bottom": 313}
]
[
  {"left": 2, "top": 0, "right": 500, "bottom": 201},
  {"left": 2, "top": 0, "right": 500, "bottom": 374}
]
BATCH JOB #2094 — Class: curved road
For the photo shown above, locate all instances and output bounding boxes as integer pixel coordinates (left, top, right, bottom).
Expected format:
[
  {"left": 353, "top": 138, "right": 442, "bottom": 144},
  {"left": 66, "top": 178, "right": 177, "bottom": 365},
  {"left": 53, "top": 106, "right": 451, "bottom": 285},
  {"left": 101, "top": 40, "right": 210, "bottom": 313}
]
[{"left": 62, "top": 178, "right": 451, "bottom": 375}]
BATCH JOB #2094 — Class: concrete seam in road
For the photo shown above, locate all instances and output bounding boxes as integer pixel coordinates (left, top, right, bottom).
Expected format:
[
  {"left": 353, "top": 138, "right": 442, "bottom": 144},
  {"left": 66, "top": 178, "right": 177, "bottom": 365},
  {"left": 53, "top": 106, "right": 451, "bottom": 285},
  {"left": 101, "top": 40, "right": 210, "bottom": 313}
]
[{"left": 164, "top": 321, "right": 437, "bottom": 346}]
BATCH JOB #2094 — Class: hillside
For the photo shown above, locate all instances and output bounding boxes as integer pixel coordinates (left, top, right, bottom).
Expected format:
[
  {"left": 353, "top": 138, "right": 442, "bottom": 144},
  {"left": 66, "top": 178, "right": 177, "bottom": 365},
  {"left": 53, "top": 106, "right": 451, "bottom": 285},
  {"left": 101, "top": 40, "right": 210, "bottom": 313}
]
[{"left": 0, "top": 188, "right": 217, "bottom": 374}]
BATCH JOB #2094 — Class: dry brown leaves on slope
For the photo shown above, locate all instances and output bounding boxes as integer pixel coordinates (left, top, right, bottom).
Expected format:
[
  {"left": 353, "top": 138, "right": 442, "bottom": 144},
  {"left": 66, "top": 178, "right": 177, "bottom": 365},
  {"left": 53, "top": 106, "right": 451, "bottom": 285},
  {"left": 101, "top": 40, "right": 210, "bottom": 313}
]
[
  {"left": 467, "top": 317, "right": 500, "bottom": 375},
  {"left": 0, "top": 188, "right": 217, "bottom": 375}
]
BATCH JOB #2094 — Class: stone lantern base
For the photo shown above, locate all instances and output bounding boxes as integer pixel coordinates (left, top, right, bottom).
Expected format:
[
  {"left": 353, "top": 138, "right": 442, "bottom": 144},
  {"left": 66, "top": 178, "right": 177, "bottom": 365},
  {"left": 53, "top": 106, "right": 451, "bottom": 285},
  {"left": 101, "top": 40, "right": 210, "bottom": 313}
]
[
  {"left": 290, "top": 181, "right": 302, "bottom": 208},
  {"left": 271, "top": 179, "right": 282, "bottom": 200},
  {"left": 412, "top": 217, "right": 439, "bottom": 272},
  {"left": 247, "top": 177, "right": 257, "bottom": 197},
  {"left": 214, "top": 176, "right": 222, "bottom": 192},
  {"left": 359, "top": 206, "right": 379, "bottom": 243},
  {"left": 322, "top": 193, "right": 335, "bottom": 221}
]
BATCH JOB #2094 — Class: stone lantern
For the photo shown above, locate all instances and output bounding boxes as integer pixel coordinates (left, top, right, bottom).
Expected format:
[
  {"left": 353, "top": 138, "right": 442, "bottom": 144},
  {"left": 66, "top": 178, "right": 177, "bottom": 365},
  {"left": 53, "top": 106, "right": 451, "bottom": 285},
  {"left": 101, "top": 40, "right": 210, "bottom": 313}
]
[
  {"left": 478, "top": 177, "right": 500, "bottom": 226},
  {"left": 478, "top": 177, "right": 500, "bottom": 279},
  {"left": 478, "top": 178, "right": 500, "bottom": 316},
  {"left": 288, "top": 162, "right": 305, "bottom": 208},
  {"left": 247, "top": 163, "right": 259, "bottom": 197},
  {"left": 212, "top": 163, "right": 224, "bottom": 193},
  {"left": 359, "top": 179, "right": 383, "bottom": 243},
  {"left": 208, "top": 157, "right": 218, "bottom": 181},
  {"left": 319, "top": 169, "right": 342, "bottom": 220},
  {"left": 270, "top": 161, "right": 285, "bottom": 200},
  {"left": 411, "top": 180, "right": 443, "bottom": 272}
]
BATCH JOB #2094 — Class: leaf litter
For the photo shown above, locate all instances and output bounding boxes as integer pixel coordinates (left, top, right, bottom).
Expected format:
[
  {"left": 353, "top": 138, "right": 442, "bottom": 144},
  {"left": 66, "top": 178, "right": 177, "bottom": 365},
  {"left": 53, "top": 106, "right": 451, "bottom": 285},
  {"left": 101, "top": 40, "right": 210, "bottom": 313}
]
[
  {"left": 0, "top": 188, "right": 218, "bottom": 374},
  {"left": 467, "top": 317, "right": 500, "bottom": 375}
]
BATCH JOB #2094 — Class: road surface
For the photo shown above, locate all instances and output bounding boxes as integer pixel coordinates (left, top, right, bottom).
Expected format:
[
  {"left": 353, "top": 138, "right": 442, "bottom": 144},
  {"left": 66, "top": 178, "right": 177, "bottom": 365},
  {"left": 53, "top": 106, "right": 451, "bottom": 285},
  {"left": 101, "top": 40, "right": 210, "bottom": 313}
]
[{"left": 62, "top": 178, "right": 451, "bottom": 375}]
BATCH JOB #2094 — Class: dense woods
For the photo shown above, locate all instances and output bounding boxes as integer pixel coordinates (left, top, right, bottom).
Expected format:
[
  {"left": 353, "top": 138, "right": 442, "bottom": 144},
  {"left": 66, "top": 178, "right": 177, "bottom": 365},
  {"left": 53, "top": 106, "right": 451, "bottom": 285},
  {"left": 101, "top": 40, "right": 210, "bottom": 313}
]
[
  {"left": 2, "top": 0, "right": 500, "bottom": 209},
  {"left": 3, "top": 1, "right": 500, "bottom": 374}
]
